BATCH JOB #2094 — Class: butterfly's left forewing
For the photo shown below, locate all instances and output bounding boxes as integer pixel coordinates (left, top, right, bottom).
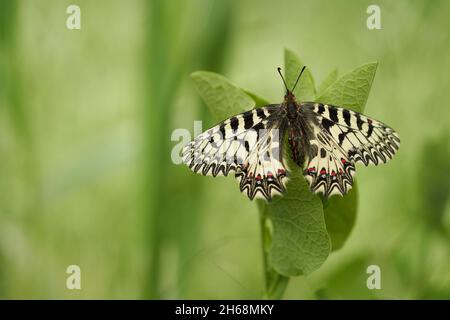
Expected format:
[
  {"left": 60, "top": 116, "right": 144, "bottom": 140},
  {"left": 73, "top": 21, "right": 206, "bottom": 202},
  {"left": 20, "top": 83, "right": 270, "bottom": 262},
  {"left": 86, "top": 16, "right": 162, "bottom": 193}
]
[{"left": 182, "top": 105, "right": 288, "bottom": 200}]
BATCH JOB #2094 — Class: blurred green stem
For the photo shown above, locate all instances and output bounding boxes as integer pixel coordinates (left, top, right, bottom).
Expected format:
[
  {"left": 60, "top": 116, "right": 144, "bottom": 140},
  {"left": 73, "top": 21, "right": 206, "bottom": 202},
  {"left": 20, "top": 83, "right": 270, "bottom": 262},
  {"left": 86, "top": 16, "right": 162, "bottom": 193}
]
[
  {"left": 175, "top": 0, "right": 233, "bottom": 298},
  {"left": 258, "top": 202, "right": 289, "bottom": 299},
  {"left": 143, "top": 0, "right": 177, "bottom": 299}
]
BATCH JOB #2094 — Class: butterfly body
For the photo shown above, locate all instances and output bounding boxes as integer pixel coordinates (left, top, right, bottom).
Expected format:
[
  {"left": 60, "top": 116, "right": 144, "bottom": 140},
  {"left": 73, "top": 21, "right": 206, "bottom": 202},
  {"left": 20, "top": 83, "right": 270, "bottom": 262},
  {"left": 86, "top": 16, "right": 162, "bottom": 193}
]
[{"left": 183, "top": 75, "right": 400, "bottom": 201}]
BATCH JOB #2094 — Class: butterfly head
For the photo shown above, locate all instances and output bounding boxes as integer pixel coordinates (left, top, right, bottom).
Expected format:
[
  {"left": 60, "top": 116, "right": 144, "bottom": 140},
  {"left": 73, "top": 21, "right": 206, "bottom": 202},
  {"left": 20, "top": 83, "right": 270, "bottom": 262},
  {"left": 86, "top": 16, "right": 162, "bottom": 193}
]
[
  {"left": 284, "top": 90, "right": 297, "bottom": 103},
  {"left": 277, "top": 66, "right": 306, "bottom": 102}
]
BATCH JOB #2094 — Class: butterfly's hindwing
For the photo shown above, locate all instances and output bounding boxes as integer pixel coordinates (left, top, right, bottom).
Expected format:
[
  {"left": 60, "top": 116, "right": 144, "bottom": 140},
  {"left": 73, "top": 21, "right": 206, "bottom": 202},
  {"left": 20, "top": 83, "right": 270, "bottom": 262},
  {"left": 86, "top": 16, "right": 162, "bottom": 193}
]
[
  {"left": 307, "top": 103, "right": 400, "bottom": 166},
  {"left": 182, "top": 105, "right": 288, "bottom": 200},
  {"left": 304, "top": 124, "right": 356, "bottom": 197},
  {"left": 235, "top": 123, "right": 288, "bottom": 200}
]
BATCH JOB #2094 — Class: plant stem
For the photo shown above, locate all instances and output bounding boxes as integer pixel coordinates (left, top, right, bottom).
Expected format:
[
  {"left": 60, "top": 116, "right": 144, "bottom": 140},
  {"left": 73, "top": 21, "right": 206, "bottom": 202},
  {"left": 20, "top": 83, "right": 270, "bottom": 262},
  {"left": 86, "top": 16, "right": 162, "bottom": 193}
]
[
  {"left": 257, "top": 201, "right": 289, "bottom": 299},
  {"left": 258, "top": 203, "right": 270, "bottom": 290}
]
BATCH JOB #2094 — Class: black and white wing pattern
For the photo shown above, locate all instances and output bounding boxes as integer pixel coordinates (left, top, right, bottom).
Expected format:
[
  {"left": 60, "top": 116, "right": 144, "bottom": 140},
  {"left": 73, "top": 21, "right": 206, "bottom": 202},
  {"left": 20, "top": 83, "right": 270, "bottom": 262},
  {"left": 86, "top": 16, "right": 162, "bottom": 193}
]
[
  {"left": 303, "top": 122, "right": 356, "bottom": 197},
  {"left": 308, "top": 103, "right": 400, "bottom": 166},
  {"left": 302, "top": 102, "right": 400, "bottom": 197},
  {"left": 182, "top": 105, "right": 288, "bottom": 200}
]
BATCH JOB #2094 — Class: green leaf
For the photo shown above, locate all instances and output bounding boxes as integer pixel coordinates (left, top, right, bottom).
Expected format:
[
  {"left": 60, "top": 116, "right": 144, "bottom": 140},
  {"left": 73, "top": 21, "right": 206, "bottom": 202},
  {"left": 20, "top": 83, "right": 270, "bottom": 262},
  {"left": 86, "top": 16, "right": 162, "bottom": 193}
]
[
  {"left": 316, "top": 62, "right": 378, "bottom": 113},
  {"left": 284, "top": 48, "right": 316, "bottom": 101},
  {"left": 242, "top": 89, "right": 270, "bottom": 107},
  {"left": 322, "top": 183, "right": 358, "bottom": 251},
  {"left": 316, "top": 68, "right": 338, "bottom": 97},
  {"left": 191, "top": 71, "right": 255, "bottom": 121},
  {"left": 267, "top": 157, "right": 331, "bottom": 276},
  {"left": 260, "top": 51, "right": 330, "bottom": 276}
]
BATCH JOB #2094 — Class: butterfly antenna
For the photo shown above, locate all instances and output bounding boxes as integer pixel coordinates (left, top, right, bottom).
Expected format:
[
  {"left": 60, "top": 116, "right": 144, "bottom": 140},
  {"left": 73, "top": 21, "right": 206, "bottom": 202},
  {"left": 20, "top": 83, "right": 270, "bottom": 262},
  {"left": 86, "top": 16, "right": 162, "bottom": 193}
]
[
  {"left": 292, "top": 66, "right": 306, "bottom": 92},
  {"left": 277, "top": 67, "right": 289, "bottom": 92}
]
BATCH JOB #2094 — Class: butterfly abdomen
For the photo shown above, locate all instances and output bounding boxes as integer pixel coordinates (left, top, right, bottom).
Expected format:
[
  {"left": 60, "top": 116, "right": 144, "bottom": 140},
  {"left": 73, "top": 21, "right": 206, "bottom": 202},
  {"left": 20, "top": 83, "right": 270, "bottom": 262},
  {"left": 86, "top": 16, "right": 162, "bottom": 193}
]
[{"left": 288, "top": 129, "right": 303, "bottom": 166}]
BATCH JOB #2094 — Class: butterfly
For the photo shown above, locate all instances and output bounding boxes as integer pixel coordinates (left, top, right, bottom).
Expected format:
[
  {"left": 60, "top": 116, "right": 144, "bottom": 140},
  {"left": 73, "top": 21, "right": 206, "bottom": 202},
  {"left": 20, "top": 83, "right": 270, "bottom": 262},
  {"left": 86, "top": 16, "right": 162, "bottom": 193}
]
[{"left": 182, "top": 66, "right": 400, "bottom": 201}]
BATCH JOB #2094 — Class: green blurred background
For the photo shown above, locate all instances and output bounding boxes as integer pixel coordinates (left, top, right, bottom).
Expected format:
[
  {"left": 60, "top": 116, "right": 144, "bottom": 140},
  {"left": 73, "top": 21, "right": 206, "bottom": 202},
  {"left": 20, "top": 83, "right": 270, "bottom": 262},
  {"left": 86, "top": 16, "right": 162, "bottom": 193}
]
[{"left": 0, "top": 0, "right": 449, "bottom": 299}]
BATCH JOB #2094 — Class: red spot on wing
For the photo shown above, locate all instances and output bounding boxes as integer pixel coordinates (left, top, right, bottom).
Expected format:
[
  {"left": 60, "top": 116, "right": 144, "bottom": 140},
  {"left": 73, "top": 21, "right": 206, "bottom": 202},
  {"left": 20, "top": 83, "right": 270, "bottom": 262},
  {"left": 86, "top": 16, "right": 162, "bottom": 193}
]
[
  {"left": 320, "top": 169, "right": 326, "bottom": 175},
  {"left": 341, "top": 158, "right": 347, "bottom": 165}
]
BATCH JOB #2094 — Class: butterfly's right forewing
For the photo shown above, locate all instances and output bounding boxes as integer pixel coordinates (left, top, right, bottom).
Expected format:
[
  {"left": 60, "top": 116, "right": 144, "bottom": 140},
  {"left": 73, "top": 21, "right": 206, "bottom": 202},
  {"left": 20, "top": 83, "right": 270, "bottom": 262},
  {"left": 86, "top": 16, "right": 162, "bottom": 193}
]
[{"left": 308, "top": 103, "right": 400, "bottom": 166}]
